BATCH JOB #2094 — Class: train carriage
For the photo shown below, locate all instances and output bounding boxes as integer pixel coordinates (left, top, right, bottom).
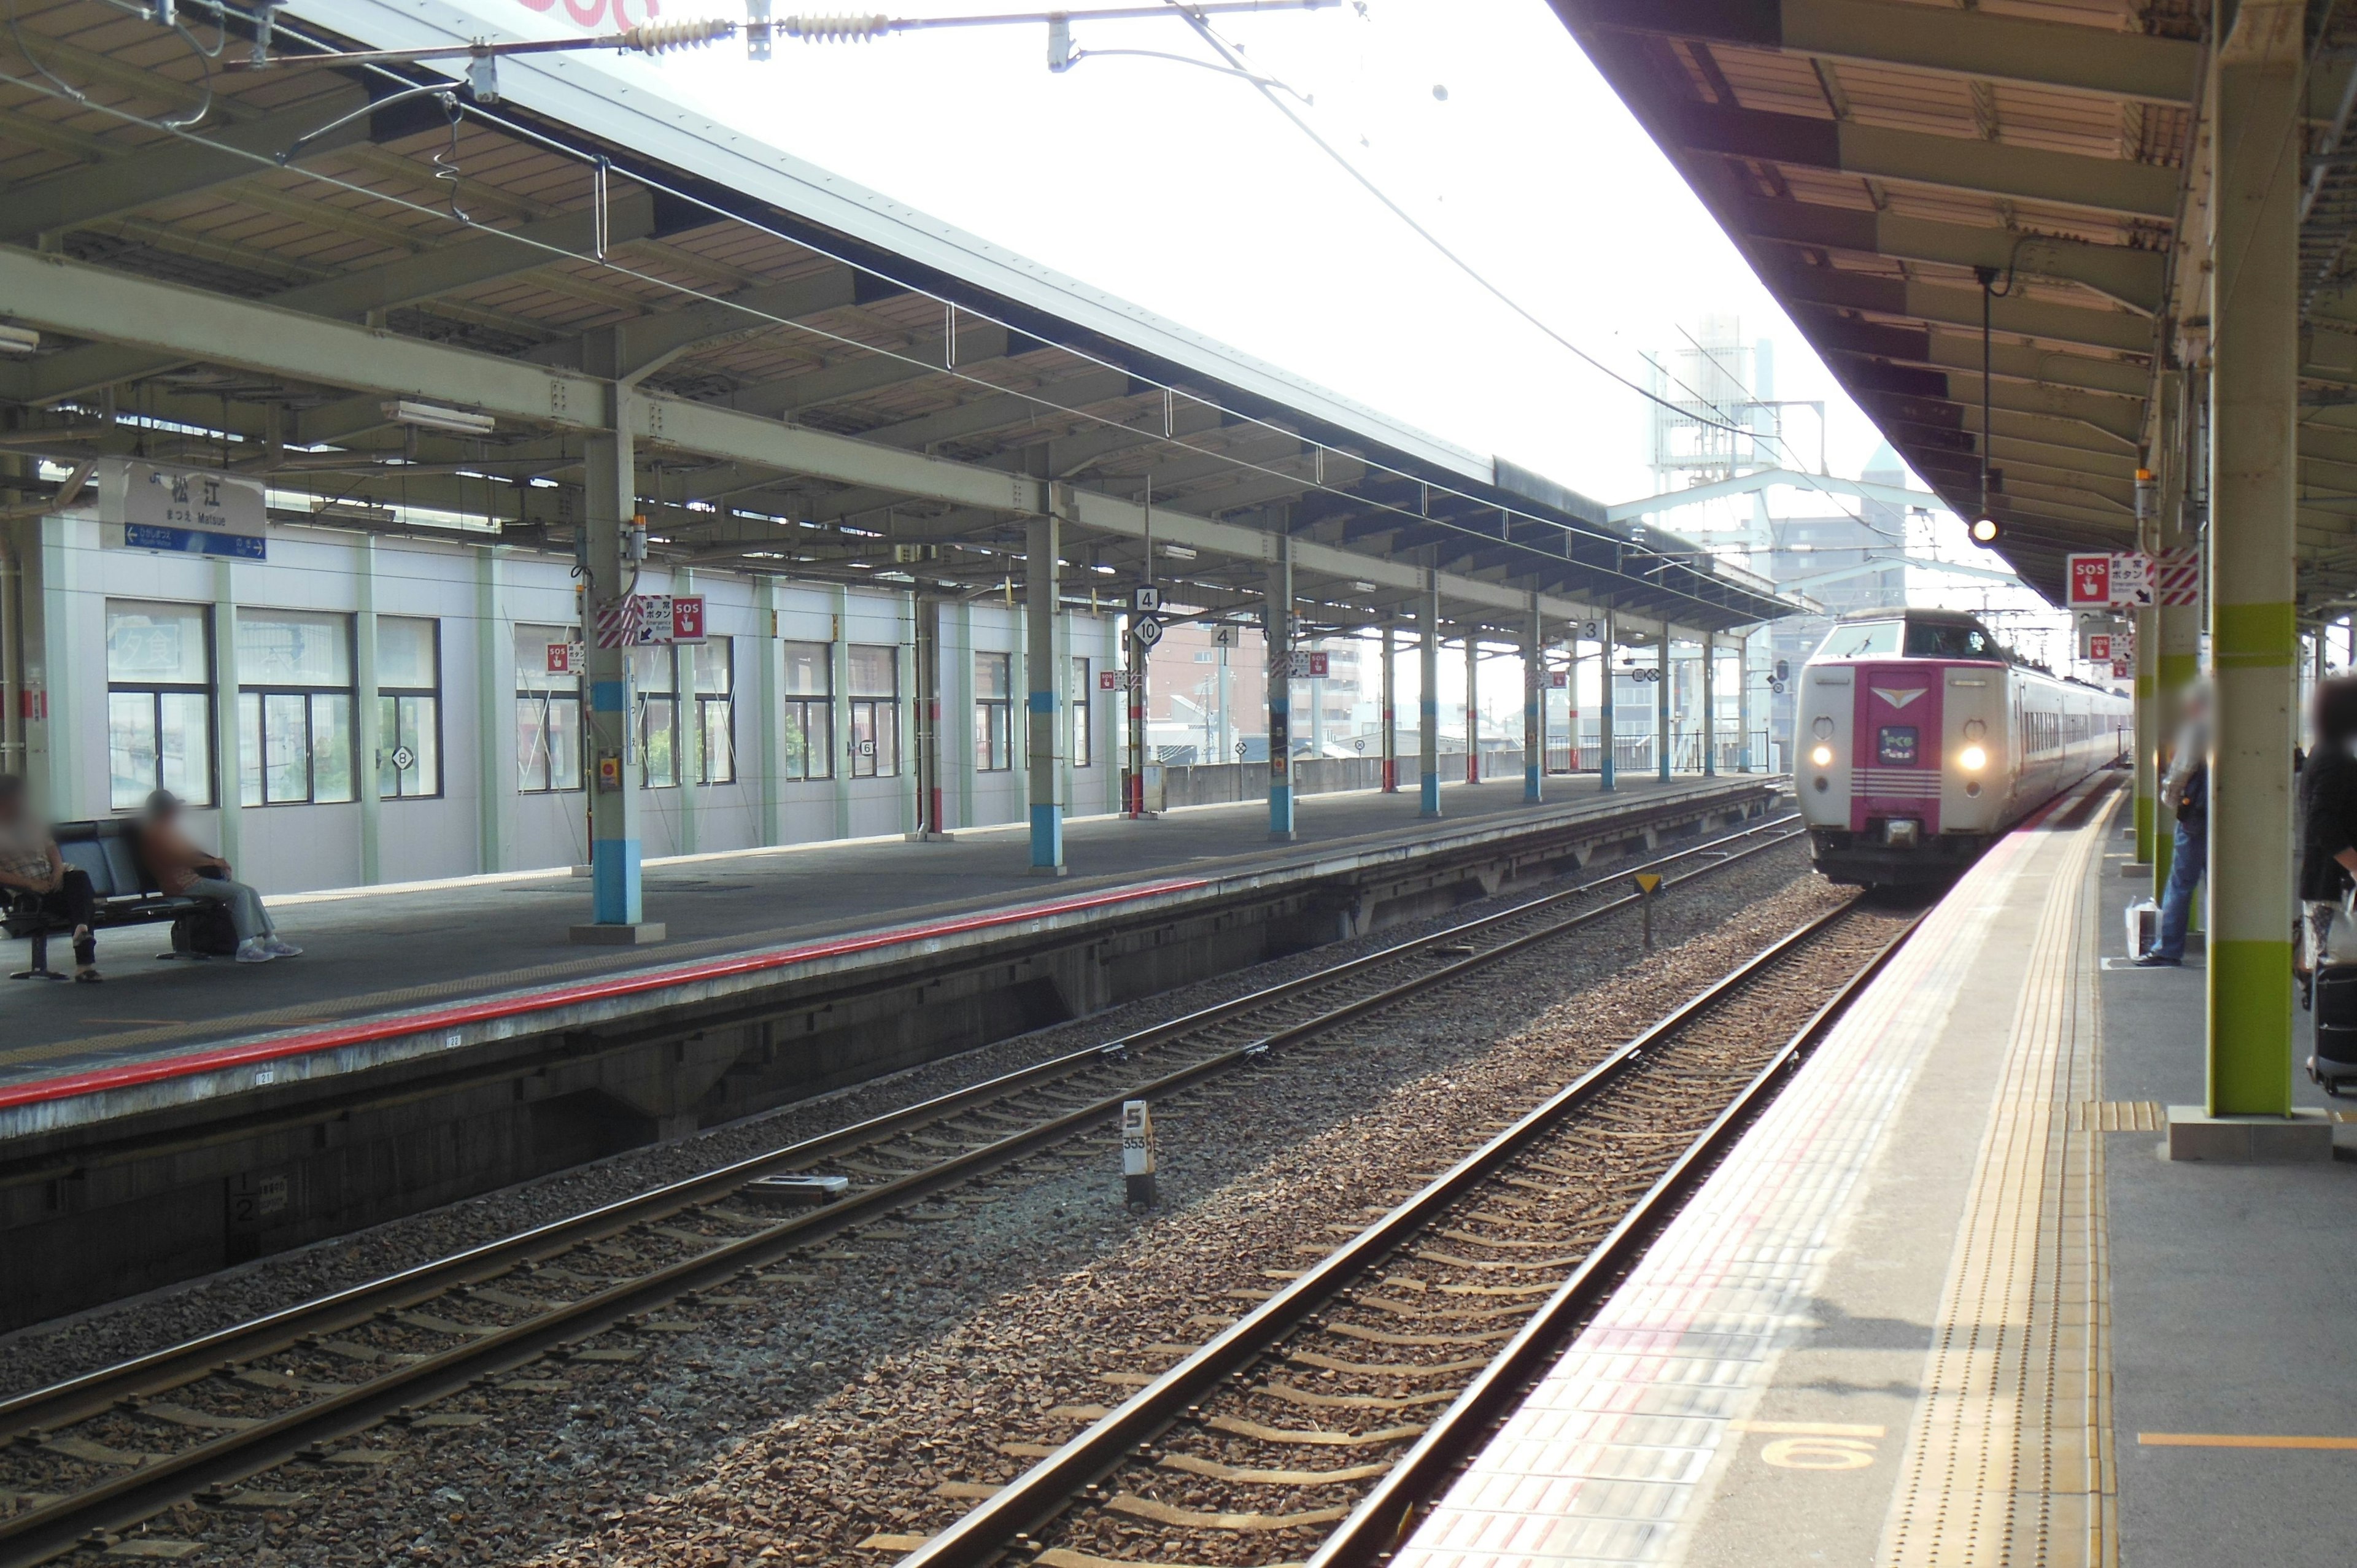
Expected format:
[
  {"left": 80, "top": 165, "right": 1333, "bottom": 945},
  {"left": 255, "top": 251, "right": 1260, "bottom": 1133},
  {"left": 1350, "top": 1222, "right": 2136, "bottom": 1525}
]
[{"left": 1795, "top": 610, "right": 2129, "bottom": 885}]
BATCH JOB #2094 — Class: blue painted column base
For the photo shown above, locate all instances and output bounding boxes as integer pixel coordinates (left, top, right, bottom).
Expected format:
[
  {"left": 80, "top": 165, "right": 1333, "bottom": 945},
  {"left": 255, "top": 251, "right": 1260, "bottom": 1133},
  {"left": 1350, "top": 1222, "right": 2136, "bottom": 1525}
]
[
  {"left": 1601, "top": 758, "right": 1616, "bottom": 793},
  {"left": 1525, "top": 764, "right": 1541, "bottom": 801},
  {"left": 1269, "top": 784, "right": 1295, "bottom": 841},
  {"left": 1029, "top": 803, "right": 1066, "bottom": 876},
  {"left": 1420, "top": 772, "right": 1441, "bottom": 819}
]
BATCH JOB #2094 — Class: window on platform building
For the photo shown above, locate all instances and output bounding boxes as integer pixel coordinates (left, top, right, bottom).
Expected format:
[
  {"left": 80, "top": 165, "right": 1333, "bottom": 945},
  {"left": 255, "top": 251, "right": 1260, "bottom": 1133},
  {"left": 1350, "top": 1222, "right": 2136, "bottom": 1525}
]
[
  {"left": 515, "top": 623, "right": 582, "bottom": 795},
  {"left": 1070, "top": 655, "right": 1092, "bottom": 768},
  {"left": 694, "top": 638, "right": 737, "bottom": 786},
  {"left": 376, "top": 617, "right": 441, "bottom": 800},
  {"left": 106, "top": 599, "right": 215, "bottom": 811},
  {"left": 633, "top": 645, "right": 680, "bottom": 789},
  {"left": 849, "top": 645, "right": 900, "bottom": 779},
  {"left": 781, "top": 641, "right": 833, "bottom": 781},
  {"left": 975, "top": 651, "right": 1014, "bottom": 772},
  {"left": 236, "top": 609, "right": 355, "bottom": 808}
]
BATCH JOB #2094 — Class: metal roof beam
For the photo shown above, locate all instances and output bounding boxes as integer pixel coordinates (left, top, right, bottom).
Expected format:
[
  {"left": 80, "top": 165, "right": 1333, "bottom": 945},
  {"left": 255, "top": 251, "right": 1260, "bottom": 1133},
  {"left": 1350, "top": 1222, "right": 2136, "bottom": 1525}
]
[
  {"left": 17, "top": 194, "right": 664, "bottom": 405},
  {"left": 1771, "top": 265, "right": 2155, "bottom": 353},
  {"left": 1738, "top": 198, "right": 2165, "bottom": 312},
  {"left": 0, "top": 89, "right": 376, "bottom": 245},
  {"left": 1813, "top": 322, "right": 2148, "bottom": 400},
  {"left": 862, "top": 368, "right": 1138, "bottom": 450},
  {"left": 1563, "top": 0, "right": 2200, "bottom": 104},
  {"left": 1669, "top": 105, "right": 2179, "bottom": 218},
  {"left": 0, "top": 246, "right": 1769, "bottom": 626},
  {"left": 719, "top": 322, "right": 1019, "bottom": 419}
]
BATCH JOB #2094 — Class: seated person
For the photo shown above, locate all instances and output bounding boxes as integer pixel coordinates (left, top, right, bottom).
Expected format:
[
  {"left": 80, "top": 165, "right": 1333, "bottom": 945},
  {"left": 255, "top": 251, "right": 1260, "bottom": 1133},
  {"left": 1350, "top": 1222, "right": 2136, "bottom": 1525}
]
[
  {"left": 140, "top": 790, "right": 301, "bottom": 965},
  {"left": 0, "top": 774, "right": 99, "bottom": 981}
]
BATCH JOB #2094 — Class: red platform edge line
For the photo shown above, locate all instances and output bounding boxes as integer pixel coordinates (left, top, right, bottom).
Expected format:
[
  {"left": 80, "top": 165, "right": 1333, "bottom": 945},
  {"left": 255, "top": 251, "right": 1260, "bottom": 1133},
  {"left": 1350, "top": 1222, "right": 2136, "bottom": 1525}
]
[{"left": 0, "top": 877, "right": 1213, "bottom": 1112}]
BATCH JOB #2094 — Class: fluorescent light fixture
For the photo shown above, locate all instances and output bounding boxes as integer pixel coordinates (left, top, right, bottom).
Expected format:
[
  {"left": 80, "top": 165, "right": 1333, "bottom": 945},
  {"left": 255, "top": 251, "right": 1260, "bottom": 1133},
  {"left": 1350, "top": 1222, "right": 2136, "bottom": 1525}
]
[
  {"left": 382, "top": 400, "right": 495, "bottom": 436},
  {"left": 1351, "top": 580, "right": 1377, "bottom": 592},
  {"left": 1163, "top": 544, "right": 1198, "bottom": 561},
  {"left": 311, "top": 500, "right": 400, "bottom": 525},
  {"left": 0, "top": 324, "right": 37, "bottom": 357}
]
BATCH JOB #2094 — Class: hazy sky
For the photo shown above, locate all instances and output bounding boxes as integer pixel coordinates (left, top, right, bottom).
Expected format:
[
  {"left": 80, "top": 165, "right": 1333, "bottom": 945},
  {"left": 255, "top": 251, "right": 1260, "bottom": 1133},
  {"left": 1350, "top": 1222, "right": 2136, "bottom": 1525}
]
[
  {"left": 409, "top": 0, "right": 2080, "bottom": 660},
  {"left": 649, "top": 0, "right": 1887, "bottom": 508}
]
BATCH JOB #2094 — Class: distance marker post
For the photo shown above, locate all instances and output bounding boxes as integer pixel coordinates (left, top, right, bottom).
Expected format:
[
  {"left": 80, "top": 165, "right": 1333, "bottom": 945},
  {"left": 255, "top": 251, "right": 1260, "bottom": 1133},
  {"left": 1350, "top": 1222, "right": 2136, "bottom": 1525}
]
[{"left": 1633, "top": 872, "right": 1662, "bottom": 950}]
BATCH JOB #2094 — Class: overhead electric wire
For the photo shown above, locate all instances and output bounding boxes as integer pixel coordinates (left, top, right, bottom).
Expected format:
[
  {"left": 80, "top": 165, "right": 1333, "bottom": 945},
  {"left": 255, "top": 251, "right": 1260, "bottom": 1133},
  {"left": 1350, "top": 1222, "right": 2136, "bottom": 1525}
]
[
  {"left": 0, "top": 0, "right": 1768, "bottom": 615},
  {"left": 1153, "top": 0, "right": 1757, "bottom": 439}
]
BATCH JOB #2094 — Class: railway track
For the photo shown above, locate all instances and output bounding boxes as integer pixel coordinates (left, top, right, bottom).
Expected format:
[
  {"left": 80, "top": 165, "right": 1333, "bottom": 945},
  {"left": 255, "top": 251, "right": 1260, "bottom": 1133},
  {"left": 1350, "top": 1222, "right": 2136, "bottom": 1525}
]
[
  {"left": 889, "top": 898, "right": 1919, "bottom": 1568},
  {"left": 0, "top": 813, "right": 1804, "bottom": 1567}
]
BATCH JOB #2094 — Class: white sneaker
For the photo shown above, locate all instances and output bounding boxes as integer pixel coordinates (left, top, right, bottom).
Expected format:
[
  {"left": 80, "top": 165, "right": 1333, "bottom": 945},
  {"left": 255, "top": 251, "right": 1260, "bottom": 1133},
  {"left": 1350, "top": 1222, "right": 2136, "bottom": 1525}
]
[
  {"left": 235, "top": 938, "right": 275, "bottom": 964},
  {"left": 263, "top": 938, "right": 304, "bottom": 958}
]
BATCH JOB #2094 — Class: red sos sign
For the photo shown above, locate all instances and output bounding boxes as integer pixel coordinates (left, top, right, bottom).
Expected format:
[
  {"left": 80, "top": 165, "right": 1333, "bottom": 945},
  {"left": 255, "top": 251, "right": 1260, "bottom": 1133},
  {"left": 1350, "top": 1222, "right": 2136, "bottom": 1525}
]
[
  {"left": 2067, "top": 554, "right": 2111, "bottom": 606},
  {"left": 670, "top": 595, "right": 706, "bottom": 643}
]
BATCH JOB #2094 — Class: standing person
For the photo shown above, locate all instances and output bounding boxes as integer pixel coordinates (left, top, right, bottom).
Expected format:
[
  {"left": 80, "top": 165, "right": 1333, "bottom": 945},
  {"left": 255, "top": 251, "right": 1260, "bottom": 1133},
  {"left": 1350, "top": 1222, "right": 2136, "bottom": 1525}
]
[
  {"left": 2298, "top": 676, "right": 2357, "bottom": 972},
  {"left": 0, "top": 775, "right": 99, "bottom": 981},
  {"left": 139, "top": 790, "right": 301, "bottom": 965},
  {"left": 2138, "top": 681, "right": 2212, "bottom": 968}
]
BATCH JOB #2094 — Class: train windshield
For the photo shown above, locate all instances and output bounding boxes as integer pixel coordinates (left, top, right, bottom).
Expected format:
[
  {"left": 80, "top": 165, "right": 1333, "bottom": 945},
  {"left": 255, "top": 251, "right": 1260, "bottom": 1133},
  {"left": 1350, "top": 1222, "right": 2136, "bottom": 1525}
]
[
  {"left": 1905, "top": 621, "right": 1999, "bottom": 658},
  {"left": 1819, "top": 621, "right": 1902, "bottom": 658}
]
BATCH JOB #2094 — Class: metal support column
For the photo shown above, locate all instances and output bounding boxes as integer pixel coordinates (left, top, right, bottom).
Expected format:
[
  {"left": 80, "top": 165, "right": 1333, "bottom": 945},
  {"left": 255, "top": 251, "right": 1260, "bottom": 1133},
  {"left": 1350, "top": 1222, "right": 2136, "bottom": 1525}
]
[
  {"left": 1736, "top": 628, "right": 1754, "bottom": 773},
  {"left": 1523, "top": 599, "right": 1542, "bottom": 801},
  {"left": 2205, "top": 1, "right": 2301, "bottom": 1117},
  {"left": 1657, "top": 621, "right": 1673, "bottom": 780},
  {"left": 915, "top": 595, "right": 945, "bottom": 838},
  {"left": 1464, "top": 632, "right": 1480, "bottom": 786},
  {"left": 1380, "top": 623, "right": 1398, "bottom": 792},
  {"left": 1701, "top": 633, "right": 1717, "bottom": 777},
  {"left": 1419, "top": 574, "right": 1441, "bottom": 819},
  {"left": 572, "top": 377, "right": 660, "bottom": 944},
  {"left": 1026, "top": 504, "right": 1064, "bottom": 875},
  {"left": 1266, "top": 538, "right": 1295, "bottom": 841},
  {"left": 1600, "top": 609, "right": 1617, "bottom": 792}
]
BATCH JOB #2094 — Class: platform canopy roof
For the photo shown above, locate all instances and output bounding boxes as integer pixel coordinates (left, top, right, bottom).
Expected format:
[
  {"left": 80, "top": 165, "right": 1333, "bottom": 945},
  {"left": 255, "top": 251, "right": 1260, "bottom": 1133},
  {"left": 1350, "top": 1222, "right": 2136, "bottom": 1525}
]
[
  {"left": 0, "top": 0, "right": 1797, "bottom": 641},
  {"left": 1543, "top": 0, "right": 2357, "bottom": 608}
]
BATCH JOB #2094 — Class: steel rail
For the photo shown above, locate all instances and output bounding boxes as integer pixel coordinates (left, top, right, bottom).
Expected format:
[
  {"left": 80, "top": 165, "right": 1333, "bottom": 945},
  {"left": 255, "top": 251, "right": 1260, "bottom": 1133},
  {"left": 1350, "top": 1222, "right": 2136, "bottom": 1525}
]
[
  {"left": 0, "top": 813, "right": 1796, "bottom": 1442},
  {"left": 897, "top": 900, "right": 1918, "bottom": 1568},
  {"left": 0, "top": 818, "right": 1806, "bottom": 1567},
  {"left": 1308, "top": 909, "right": 1921, "bottom": 1568}
]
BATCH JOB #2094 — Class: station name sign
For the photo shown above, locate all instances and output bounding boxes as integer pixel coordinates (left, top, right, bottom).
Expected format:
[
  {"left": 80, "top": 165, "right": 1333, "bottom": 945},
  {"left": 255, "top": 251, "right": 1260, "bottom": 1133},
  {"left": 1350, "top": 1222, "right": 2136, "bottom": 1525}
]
[{"left": 98, "top": 458, "right": 268, "bottom": 560}]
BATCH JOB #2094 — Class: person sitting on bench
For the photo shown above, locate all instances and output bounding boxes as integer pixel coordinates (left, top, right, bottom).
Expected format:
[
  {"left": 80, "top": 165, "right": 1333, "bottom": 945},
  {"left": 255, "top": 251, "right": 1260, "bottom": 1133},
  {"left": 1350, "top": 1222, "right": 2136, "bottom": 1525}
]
[
  {"left": 139, "top": 790, "right": 301, "bottom": 965},
  {"left": 0, "top": 774, "right": 99, "bottom": 982}
]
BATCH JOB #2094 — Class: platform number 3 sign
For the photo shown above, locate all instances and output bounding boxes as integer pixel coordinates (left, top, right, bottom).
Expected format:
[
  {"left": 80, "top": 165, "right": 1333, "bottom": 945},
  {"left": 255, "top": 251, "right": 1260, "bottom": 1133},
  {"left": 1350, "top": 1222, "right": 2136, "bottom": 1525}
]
[{"left": 1736, "top": 1420, "right": 1884, "bottom": 1470}]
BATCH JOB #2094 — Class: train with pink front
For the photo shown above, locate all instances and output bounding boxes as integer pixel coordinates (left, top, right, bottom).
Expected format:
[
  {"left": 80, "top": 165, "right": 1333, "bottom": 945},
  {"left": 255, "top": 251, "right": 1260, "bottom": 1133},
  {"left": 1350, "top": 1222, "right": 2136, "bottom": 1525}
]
[{"left": 1794, "top": 609, "right": 2130, "bottom": 884}]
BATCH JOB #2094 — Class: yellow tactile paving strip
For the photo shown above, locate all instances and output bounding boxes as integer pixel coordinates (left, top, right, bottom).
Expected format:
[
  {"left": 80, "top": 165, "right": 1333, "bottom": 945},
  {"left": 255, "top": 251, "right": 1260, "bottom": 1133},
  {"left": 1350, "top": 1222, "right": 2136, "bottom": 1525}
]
[{"left": 1881, "top": 795, "right": 2118, "bottom": 1568}]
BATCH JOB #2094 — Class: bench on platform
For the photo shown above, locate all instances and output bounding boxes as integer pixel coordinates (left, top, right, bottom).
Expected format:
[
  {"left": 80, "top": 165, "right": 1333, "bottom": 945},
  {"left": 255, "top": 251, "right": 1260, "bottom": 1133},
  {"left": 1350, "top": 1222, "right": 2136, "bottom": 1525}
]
[{"left": 2, "top": 821, "right": 203, "bottom": 980}]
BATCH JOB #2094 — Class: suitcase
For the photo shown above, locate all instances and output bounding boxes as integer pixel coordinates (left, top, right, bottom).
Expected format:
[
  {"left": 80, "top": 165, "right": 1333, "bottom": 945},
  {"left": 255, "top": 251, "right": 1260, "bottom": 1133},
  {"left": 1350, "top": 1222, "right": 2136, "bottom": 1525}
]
[
  {"left": 2310, "top": 964, "right": 2357, "bottom": 1097},
  {"left": 169, "top": 905, "right": 240, "bottom": 959}
]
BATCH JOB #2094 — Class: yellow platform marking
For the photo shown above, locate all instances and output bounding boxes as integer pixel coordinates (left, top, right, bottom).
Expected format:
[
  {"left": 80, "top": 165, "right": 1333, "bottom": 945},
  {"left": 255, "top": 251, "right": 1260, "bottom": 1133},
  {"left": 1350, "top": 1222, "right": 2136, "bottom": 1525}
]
[
  {"left": 1883, "top": 797, "right": 2119, "bottom": 1568},
  {"left": 2138, "top": 1433, "right": 2357, "bottom": 1450},
  {"left": 2070, "top": 1100, "right": 2167, "bottom": 1132}
]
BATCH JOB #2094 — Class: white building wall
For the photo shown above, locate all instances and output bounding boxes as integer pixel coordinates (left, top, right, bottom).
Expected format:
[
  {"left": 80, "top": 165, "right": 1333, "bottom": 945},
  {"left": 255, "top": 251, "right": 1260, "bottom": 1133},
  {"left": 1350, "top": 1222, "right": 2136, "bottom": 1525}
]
[{"left": 34, "top": 514, "right": 1116, "bottom": 894}]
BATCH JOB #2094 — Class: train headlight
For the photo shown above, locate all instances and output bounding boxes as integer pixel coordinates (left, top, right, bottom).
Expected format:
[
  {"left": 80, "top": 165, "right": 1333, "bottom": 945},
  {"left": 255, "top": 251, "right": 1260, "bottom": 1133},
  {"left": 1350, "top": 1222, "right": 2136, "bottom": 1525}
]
[
  {"left": 1963, "top": 719, "right": 1987, "bottom": 740},
  {"left": 1958, "top": 744, "right": 1988, "bottom": 772},
  {"left": 1809, "top": 744, "right": 1834, "bottom": 768},
  {"left": 1811, "top": 716, "right": 1835, "bottom": 740}
]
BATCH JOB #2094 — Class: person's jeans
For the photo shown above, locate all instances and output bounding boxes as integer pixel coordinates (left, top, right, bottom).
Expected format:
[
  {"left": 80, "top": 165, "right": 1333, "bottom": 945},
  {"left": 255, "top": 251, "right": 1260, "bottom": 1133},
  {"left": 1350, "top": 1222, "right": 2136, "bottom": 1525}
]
[
  {"left": 35, "top": 868, "right": 95, "bottom": 932},
  {"left": 2154, "top": 816, "right": 2205, "bottom": 961},
  {"left": 184, "top": 875, "right": 274, "bottom": 943}
]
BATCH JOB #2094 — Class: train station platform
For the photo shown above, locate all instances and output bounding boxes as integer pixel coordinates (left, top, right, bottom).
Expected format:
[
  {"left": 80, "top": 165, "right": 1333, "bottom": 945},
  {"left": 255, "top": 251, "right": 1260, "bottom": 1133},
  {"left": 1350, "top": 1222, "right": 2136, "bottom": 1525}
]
[
  {"left": 0, "top": 772, "right": 1780, "bottom": 1328},
  {"left": 0, "top": 774, "right": 1769, "bottom": 1122},
  {"left": 1400, "top": 774, "right": 2357, "bottom": 1568}
]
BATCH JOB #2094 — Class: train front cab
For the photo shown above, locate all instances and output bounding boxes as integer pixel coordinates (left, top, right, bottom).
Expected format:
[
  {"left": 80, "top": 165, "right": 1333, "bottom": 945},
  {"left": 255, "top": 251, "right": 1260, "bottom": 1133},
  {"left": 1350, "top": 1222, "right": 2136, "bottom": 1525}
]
[{"left": 1799, "top": 652, "right": 2010, "bottom": 887}]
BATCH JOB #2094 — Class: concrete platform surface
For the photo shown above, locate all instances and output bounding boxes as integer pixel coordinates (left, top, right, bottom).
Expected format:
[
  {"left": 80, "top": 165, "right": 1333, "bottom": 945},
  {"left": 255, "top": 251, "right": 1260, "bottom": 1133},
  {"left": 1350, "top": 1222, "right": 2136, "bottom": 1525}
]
[
  {"left": 1398, "top": 771, "right": 2357, "bottom": 1568},
  {"left": 0, "top": 774, "right": 1760, "bottom": 1113}
]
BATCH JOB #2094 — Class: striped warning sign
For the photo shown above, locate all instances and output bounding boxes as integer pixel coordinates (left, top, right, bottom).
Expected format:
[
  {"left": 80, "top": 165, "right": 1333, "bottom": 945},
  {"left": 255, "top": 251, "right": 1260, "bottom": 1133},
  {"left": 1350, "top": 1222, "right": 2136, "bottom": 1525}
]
[{"left": 2154, "top": 547, "right": 2199, "bottom": 608}]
